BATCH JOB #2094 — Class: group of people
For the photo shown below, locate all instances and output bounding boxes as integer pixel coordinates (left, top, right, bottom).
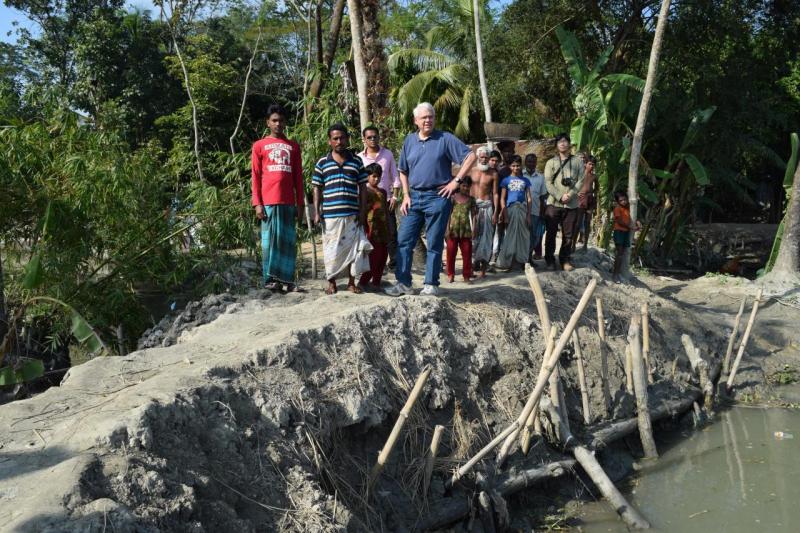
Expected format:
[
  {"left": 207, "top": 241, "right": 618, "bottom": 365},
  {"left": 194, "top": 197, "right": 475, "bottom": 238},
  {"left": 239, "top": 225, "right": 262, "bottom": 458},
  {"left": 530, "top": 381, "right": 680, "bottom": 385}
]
[{"left": 250, "top": 103, "right": 638, "bottom": 296}]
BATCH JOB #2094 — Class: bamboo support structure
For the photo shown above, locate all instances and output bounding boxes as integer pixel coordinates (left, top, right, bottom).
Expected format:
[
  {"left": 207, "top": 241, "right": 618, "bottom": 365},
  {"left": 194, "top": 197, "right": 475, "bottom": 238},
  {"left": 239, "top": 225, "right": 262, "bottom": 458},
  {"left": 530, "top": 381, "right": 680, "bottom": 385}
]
[
  {"left": 629, "top": 315, "right": 658, "bottom": 458},
  {"left": 641, "top": 302, "right": 653, "bottom": 384},
  {"left": 723, "top": 298, "right": 746, "bottom": 374},
  {"left": 726, "top": 289, "right": 763, "bottom": 392},
  {"left": 370, "top": 367, "right": 432, "bottom": 486},
  {"left": 419, "top": 460, "right": 575, "bottom": 530},
  {"left": 625, "top": 345, "right": 634, "bottom": 393},
  {"left": 447, "top": 275, "right": 597, "bottom": 487},
  {"left": 541, "top": 397, "right": 650, "bottom": 529},
  {"left": 520, "top": 327, "right": 557, "bottom": 455},
  {"left": 572, "top": 330, "right": 591, "bottom": 425},
  {"left": 596, "top": 298, "right": 611, "bottom": 415},
  {"left": 423, "top": 424, "right": 445, "bottom": 496}
]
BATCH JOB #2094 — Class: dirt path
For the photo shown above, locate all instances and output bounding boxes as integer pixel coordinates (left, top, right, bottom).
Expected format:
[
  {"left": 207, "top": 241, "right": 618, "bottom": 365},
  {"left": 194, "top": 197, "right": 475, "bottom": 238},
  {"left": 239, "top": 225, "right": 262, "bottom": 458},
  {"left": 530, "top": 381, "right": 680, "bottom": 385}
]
[{"left": 1, "top": 256, "right": 797, "bottom": 531}]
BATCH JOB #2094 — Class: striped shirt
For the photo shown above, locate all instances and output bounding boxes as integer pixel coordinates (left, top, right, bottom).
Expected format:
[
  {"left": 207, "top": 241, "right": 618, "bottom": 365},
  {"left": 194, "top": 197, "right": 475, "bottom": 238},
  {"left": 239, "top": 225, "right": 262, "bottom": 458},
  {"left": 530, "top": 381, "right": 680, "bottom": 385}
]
[{"left": 312, "top": 151, "right": 367, "bottom": 219}]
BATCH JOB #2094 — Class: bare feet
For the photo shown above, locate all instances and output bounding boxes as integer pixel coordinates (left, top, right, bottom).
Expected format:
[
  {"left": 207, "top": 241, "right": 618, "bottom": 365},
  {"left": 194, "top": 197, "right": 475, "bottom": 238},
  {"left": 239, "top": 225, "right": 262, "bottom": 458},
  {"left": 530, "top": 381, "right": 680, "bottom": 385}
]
[
  {"left": 347, "top": 284, "right": 363, "bottom": 294},
  {"left": 325, "top": 282, "right": 337, "bottom": 295}
]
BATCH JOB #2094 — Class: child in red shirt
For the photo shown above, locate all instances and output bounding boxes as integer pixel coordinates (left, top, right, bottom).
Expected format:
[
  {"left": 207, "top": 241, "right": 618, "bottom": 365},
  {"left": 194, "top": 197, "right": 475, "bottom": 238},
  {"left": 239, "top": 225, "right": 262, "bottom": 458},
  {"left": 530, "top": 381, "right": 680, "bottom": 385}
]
[
  {"left": 358, "top": 164, "right": 390, "bottom": 290},
  {"left": 612, "top": 191, "right": 641, "bottom": 283}
]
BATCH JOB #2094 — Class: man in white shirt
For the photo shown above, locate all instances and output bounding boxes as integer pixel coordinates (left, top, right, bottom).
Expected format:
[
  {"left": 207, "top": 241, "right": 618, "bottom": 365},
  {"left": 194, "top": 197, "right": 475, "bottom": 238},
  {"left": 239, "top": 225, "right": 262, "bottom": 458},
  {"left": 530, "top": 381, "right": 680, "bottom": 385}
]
[{"left": 524, "top": 153, "right": 548, "bottom": 262}]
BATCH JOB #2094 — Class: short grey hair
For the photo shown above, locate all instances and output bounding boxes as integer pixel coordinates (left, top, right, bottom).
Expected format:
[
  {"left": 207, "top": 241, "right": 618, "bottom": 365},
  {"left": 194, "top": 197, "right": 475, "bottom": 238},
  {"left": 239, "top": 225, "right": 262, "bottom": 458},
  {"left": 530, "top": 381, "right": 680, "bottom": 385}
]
[
  {"left": 476, "top": 146, "right": 491, "bottom": 157},
  {"left": 413, "top": 102, "right": 435, "bottom": 119}
]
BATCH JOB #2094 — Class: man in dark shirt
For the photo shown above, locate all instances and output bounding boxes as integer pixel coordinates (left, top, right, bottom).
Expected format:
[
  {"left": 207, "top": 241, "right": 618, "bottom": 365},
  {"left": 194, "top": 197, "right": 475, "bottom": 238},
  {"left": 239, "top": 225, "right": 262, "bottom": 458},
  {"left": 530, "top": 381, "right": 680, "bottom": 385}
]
[{"left": 385, "top": 102, "right": 476, "bottom": 296}]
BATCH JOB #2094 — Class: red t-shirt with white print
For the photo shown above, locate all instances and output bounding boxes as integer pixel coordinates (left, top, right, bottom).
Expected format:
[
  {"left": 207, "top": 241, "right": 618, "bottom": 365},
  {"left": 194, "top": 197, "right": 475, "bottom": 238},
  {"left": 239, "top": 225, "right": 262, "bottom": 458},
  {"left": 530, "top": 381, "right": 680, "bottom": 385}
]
[{"left": 251, "top": 135, "right": 304, "bottom": 208}]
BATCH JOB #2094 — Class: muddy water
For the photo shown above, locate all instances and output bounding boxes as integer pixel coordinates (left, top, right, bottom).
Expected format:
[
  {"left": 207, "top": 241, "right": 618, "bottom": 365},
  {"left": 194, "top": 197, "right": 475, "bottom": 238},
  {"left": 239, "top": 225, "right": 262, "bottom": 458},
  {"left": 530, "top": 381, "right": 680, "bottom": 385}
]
[{"left": 578, "top": 407, "right": 800, "bottom": 531}]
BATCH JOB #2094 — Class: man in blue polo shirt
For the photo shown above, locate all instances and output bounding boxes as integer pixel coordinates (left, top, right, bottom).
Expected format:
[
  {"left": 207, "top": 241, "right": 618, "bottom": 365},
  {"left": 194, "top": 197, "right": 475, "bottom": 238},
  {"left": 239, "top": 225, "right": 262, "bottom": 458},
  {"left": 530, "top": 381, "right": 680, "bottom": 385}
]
[
  {"left": 385, "top": 102, "right": 476, "bottom": 296},
  {"left": 313, "top": 124, "right": 371, "bottom": 295}
]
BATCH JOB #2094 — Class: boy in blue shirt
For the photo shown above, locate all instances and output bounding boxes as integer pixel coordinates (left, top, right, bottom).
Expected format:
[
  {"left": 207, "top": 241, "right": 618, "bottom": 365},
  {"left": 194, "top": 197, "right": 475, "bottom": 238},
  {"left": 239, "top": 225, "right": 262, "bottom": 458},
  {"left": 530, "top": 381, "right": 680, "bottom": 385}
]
[{"left": 496, "top": 155, "right": 532, "bottom": 270}]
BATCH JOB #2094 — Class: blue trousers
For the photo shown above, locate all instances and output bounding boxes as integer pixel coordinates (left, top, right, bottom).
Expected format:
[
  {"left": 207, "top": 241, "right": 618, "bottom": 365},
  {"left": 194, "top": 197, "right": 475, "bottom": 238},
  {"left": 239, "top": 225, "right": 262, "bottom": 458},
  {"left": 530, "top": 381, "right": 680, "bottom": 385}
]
[{"left": 395, "top": 190, "right": 453, "bottom": 286}]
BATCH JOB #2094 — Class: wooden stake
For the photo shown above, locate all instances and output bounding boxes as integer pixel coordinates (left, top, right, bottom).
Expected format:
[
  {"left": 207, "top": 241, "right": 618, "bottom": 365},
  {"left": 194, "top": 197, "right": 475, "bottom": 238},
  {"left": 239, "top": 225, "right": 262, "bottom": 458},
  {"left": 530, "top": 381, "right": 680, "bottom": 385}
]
[
  {"left": 625, "top": 345, "right": 634, "bottom": 393},
  {"left": 641, "top": 302, "right": 653, "bottom": 384},
  {"left": 629, "top": 315, "right": 658, "bottom": 459},
  {"left": 596, "top": 298, "right": 611, "bottom": 415},
  {"left": 723, "top": 298, "right": 746, "bottom": 374},
  {"left": 447, "top": 275, "right": 597, "bottom": 487},
  {"left": 423, "top": 424, "right": 445, "bottom": 497},
  {"left": 572, "top": 330, "right": 591, "bottom": 425},
  {"left": 541, "top": 397, "right": 650, "bottom": 529},
  {"left": 370, "top": 366, "right": 432, "bottom": 486},
  {"left": 726, "top": 289, "right": 763, "bottom": 392},
  {"left": 520, "top": 326, "right": 556, "bottom": 455},
  {"left": 681, "top": 334, "right": 713, "bottom": 410}
]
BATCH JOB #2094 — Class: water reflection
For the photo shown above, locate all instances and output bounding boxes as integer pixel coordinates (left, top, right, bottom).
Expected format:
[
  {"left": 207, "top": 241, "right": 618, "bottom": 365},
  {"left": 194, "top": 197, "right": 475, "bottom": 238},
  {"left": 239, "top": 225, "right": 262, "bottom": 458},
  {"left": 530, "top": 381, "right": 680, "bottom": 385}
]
[{"left": 578, "top": 407, "right": 800, "bottom": 531}]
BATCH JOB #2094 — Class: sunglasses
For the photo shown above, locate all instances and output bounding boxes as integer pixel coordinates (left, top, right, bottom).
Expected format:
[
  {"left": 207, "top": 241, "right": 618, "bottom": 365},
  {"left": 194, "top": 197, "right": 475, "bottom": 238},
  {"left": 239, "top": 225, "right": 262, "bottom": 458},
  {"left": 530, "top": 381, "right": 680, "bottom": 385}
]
[{"left": 365, "top": 135, "right": 378, "bottom": 140}]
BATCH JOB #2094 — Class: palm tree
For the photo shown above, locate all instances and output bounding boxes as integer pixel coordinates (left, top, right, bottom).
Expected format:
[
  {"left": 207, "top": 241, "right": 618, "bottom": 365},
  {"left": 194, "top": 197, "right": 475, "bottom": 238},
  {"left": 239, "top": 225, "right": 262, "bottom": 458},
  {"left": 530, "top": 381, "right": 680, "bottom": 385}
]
[
  {"left": 624, "top": 0, "right": 672, "bottom": 275},
  {"left": 387, "top": 0, "right": 489, "bottom": 138}
]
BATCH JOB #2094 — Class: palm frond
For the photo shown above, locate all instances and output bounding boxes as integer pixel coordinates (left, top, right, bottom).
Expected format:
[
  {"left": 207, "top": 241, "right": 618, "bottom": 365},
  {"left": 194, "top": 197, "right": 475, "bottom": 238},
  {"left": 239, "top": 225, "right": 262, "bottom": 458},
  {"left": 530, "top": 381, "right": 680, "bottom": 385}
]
[
  {"left": 455, "top": 86, "right": 473, "bottom": 139},
  {"left": 387, "top": 48, "right": 455, "bottom": 75}
]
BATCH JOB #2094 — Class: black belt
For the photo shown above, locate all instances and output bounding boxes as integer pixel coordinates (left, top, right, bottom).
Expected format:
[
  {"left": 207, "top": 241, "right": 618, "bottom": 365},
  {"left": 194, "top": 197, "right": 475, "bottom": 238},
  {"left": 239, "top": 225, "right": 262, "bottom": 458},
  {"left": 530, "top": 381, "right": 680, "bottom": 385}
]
[{"left": 410, "top": 185, "right": 443, "bottom": 192}]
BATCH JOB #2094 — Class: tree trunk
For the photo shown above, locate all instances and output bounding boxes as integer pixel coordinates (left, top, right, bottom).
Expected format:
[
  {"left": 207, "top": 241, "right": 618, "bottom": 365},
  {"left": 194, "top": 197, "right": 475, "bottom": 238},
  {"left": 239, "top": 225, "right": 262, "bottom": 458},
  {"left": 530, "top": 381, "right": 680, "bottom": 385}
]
[
  {"left": 305, "top": 0, "right": 346, "bottom": 115},
  {"left": 472, "top": 0, "right": 492, "bottom": 123},
  {"left": 230, "top": 26, "right": 262, "bottom": 154},
  {"left": 347, "top": 0, "right": 371, "bottom": 132},
  {"left": 360, "top": 0, "right": 388, "bottom": 121},
  {"left": 771, "top": 162, "right": 800, "bottom": 274},
  {"left": 623, "top": 0, "right": 671, "bottom": 275}
]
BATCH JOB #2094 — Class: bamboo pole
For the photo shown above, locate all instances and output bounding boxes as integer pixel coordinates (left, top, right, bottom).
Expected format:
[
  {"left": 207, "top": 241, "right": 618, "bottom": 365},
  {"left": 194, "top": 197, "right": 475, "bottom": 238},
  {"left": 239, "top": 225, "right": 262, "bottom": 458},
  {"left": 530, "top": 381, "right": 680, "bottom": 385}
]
[
  {"left": 726, "top": 289, "right": 763, "bottom": 392},
  {"left": 572, "top": 330, "right": 591, "bottom": 425},
  {"left": 681, "top": 334, "right": 713, "bottom": 410},
  {"left": 641, "top": 302, "right": 653, "bottom": 384},
  {"left": 520, "top": 327, "right": 556, "bottom": 455},
  {"left": 723, "top": 298, "right": 746, "bottom": 374},
  {"left": 628, "top": 315, "right": 658, "bottom": 458},
  {"left": 370, "top": 367, "right": 432, "bottom": 486},
  {"left": 447, "top": 276, "right": 597, "bottom": 487},
  {"left": 625, "top": 345, "right": 634, "bottom": 393},
  {"left": 596, "top": 298, "right": 611, "bottom": 415},
  {"left": 541, "top": 397, "right": 650, "bottom": 529},
  {"left": 525, "top": 266, "right": 568, "bottom": 429},
  {"left": 423, "top": 425, "right": 445, "bottom": 496}
]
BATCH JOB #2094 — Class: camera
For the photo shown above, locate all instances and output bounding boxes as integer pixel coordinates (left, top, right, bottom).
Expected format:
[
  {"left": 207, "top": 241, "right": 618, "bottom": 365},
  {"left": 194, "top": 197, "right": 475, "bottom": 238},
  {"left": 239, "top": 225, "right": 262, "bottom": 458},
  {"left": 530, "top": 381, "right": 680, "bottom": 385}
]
[{"left": 561, "top": 176, "right": 574, "bottom": 187}]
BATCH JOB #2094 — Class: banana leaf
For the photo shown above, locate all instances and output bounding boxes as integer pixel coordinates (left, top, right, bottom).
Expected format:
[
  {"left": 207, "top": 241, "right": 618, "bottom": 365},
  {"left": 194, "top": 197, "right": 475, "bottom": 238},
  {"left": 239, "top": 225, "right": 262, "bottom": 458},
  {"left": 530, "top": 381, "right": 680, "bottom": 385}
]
[{"left": 0, "top": 359, "right": 44, "bottom": 386}]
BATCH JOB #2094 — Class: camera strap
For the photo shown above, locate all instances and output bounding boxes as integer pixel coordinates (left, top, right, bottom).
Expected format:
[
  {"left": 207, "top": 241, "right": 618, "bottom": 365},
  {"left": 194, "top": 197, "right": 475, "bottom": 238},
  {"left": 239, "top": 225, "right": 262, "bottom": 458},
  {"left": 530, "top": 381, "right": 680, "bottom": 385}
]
[{"left": 551, "top": 155, "right": 573, "bottom": 183}]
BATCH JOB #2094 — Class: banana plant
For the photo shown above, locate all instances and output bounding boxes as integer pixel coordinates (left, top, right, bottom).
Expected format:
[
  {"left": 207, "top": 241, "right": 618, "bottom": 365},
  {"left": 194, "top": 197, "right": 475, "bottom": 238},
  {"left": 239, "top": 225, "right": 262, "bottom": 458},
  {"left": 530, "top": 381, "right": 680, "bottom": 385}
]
[
  {"left": 634, "top": 107, "right": 716, "bottom": 258},
  {"left": 0, "top": 203, "right": 108, "bottom": 386}
]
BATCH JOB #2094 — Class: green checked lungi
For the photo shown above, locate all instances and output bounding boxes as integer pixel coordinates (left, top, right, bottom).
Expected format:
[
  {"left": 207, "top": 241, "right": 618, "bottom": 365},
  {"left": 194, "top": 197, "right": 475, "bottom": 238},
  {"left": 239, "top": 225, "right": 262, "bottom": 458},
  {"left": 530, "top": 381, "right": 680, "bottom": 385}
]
[{"left": 261, "top": 205, "right": 297, "bottom": 284}]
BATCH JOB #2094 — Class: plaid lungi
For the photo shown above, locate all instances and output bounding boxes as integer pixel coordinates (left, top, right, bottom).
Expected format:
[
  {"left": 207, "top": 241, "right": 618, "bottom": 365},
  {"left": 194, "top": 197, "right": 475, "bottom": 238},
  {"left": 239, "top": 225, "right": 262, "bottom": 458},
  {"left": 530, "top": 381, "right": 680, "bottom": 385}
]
[{"left": 261, "top": 205, "right": 297, "bottom": 284}]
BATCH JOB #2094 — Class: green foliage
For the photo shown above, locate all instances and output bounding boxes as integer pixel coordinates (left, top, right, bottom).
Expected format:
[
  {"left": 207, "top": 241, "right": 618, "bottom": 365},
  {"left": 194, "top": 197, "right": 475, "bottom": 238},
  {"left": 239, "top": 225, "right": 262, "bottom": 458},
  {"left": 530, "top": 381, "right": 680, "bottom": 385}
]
[{"left": 765, "top": 132, "right": 799, "bottom": 273}]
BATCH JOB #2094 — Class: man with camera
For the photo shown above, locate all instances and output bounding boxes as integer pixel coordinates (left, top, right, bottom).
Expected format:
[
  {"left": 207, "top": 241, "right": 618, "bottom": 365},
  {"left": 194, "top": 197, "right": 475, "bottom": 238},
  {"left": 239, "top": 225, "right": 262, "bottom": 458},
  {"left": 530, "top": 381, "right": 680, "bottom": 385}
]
[{"left": 543, "top": 133, "right": 584, "bottom": 271}]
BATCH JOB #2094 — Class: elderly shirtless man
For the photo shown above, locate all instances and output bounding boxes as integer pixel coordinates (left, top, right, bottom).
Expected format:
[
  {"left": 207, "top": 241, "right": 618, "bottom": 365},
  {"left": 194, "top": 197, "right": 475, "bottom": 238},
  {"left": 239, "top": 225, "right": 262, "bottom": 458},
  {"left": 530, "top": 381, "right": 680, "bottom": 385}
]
[{"left": 470, "top": 146, "right": 499, "bottom": 277}]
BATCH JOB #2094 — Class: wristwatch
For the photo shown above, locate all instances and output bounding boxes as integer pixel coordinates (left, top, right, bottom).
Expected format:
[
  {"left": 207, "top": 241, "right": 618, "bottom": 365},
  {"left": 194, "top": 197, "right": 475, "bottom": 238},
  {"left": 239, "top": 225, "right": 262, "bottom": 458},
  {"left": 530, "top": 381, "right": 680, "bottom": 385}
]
[{"left": 455, "top": 177, "right": 464, "bottom": 184}]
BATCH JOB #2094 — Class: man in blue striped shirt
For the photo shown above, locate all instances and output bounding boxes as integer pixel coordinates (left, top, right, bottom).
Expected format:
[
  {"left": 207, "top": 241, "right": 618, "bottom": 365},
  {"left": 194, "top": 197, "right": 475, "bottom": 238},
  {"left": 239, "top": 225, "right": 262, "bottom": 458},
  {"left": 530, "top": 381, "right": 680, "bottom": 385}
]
[{"left": 313, "top": 124, "right": 370, "bottom": 295}]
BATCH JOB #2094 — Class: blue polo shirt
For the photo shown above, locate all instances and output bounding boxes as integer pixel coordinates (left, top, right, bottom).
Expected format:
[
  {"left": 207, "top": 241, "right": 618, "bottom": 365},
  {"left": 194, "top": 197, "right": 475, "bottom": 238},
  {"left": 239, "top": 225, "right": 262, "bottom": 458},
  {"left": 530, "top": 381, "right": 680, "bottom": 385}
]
[
  {"left": 311, "top": 151, "right": 367, "bottom": 218},
  {"left": 398, "top": 130, "right": 471, "bottom": 190}
]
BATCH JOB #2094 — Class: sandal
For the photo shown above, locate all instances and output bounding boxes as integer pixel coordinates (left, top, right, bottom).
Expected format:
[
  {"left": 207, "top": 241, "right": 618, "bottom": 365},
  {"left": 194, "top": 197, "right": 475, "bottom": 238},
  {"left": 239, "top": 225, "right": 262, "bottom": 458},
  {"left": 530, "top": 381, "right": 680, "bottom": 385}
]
[
  {"left": 347, "top": 284, "right": 363, "bottom": 294},
  {"left": 284, "top": 283, "right": 304, "bottom": 293},
  {"left": 265, "top": 281, "right": 283, "bottom": 291}
]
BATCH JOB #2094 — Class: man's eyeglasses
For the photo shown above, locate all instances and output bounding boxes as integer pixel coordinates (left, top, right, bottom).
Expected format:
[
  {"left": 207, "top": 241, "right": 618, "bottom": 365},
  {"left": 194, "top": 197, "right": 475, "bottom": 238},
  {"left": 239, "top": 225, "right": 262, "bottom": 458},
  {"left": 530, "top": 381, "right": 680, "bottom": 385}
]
[{"left": 365, "top": 136, "right": 378, "bottom": 140}]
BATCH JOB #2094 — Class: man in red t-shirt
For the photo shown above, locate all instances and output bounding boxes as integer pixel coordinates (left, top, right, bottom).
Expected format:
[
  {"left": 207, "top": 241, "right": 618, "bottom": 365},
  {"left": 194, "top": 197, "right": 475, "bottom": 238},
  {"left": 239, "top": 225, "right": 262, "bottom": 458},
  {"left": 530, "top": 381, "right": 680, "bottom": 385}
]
[{"left": 251, "top": 104, "right": 305, "bottom": 292}]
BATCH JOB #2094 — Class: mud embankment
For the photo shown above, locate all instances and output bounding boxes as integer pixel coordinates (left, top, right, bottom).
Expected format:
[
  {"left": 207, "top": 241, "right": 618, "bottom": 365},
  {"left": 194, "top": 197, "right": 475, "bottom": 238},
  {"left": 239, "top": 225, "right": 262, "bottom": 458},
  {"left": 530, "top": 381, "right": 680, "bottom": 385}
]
[{"left": 0, "top": 269, "right": 747, "bottom": 531}]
